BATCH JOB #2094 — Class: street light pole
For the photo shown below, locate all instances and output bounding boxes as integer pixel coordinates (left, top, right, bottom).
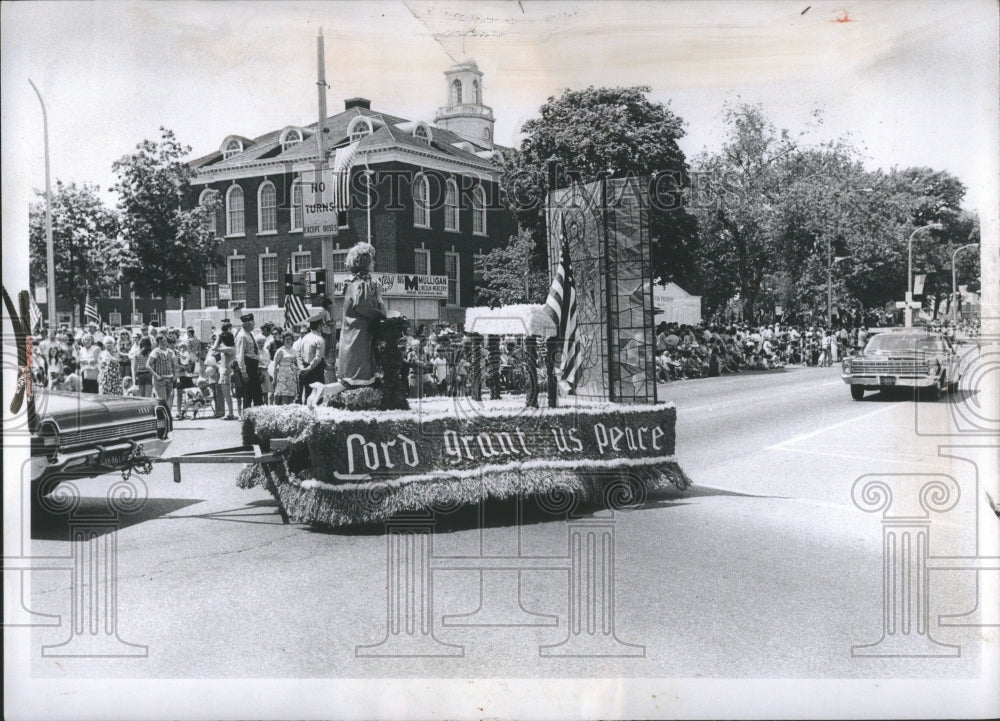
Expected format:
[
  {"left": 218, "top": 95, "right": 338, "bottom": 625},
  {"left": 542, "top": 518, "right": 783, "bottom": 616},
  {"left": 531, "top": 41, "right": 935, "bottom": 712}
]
[
  {"left": 951, "top": 242, "right": 978, "bottom": 321},
  {"left": 29, "top": 79, "right": 57, "bottom": 333},
  {"left": 906, "top": 222, "right": 944, "bottom": 328},
  {"left": 827, "top": 233, "right": 833, "bottom": 327}
]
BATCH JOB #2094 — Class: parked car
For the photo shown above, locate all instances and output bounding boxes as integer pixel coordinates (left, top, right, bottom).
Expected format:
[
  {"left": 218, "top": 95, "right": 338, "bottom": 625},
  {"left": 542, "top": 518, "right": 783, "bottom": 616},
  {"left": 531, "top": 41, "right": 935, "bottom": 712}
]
[
  {"left": 841, "top": 329, "right": 961, "bottom": 401},
  {"left": 30, "top": 389, "right": 172, "bottom": 499}
]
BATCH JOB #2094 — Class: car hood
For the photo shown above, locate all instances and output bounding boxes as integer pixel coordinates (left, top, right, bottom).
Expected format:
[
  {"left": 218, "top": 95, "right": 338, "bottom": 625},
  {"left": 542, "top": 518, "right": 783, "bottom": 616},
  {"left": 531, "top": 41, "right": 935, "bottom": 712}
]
[{"left": 34, "top": 389, "right": 160, "bottom": 433}]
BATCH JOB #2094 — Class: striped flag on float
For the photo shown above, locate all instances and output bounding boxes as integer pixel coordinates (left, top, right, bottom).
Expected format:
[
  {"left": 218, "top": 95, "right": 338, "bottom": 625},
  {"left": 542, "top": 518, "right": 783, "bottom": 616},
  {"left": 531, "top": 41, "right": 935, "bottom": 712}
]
[{"left": 544, "top": 226, "right": 583, "bottom": 393}]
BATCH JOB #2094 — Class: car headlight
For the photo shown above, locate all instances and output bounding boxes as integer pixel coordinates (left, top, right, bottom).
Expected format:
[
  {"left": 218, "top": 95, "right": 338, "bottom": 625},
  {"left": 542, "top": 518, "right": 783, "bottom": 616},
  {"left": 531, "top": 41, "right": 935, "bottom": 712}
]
[
  {"left": 842, "top": 358, "right": 852, "bottom": 373},
  {"left": 926, "top": 360, "right": 937, "bottom": 375},
  {"left": 38, "top": 421, "right": 60, "bottom": 453},
  {"left": 155, "top": 405, "right": 171, "bottom": 439}
]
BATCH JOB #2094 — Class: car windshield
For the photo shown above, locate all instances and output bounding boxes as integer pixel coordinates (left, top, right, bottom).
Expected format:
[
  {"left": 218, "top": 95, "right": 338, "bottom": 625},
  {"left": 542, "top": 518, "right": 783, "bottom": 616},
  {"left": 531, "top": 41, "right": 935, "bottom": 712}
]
[{"left": 865, "top": 334, "right": 948, "bottom": 354}]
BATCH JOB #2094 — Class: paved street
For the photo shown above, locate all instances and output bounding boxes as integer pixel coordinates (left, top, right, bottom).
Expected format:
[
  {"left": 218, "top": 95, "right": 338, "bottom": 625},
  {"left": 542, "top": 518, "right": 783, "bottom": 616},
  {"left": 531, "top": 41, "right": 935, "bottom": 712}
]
[{"left": 19, "top": 352, "right": 998, "bottom": 683}]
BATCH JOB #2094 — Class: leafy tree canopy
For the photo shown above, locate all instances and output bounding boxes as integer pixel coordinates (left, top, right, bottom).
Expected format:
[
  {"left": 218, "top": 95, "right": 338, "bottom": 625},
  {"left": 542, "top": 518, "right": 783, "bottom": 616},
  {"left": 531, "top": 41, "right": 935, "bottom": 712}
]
[
  {"left": 500, "top": 86, "right": 698, "bottom": 286},
  {"left": 29, "top": 180, "right": 125, "bottom": 321},
  {"left": 473, "top": 228, "right": 550, "bottom": 307},
  {"left": 112, "top": 127, "right": 221, "bottom": 299}
]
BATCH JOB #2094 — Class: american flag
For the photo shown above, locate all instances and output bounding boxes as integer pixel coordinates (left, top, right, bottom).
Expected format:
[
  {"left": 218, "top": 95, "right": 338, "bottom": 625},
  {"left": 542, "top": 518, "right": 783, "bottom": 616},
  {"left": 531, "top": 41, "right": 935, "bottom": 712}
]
[
  {"left": 29, "top": 294, "right": 44, "bottom": 333},
  {"left": 333, "top": 141, "right": 359, "bottom": 212},
  {"left": 83, "top": 292, "right": 99, "bottom": 323},
  {"left": 544, "top": 230, "right": 583, "bottom": 393},
  {"left": 284, "top": 293, "right": 310, "bottom": 329}
]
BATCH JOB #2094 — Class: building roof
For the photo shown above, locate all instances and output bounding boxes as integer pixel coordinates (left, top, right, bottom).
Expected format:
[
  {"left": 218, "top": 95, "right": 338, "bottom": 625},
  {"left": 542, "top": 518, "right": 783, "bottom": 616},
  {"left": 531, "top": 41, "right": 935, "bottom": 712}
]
[{"left": 191, "top": 104, "right": 502, "bottom": 179}]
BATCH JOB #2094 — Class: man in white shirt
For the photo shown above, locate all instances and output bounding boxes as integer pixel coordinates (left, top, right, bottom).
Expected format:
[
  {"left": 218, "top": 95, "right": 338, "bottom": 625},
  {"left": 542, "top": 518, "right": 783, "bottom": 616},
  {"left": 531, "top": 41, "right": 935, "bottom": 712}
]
[
  {"left": 298, "top": 318, "right": 327, "bottom": 395},
  {"left": 234, "top": 313, "right": 263, "bottom": 407}
]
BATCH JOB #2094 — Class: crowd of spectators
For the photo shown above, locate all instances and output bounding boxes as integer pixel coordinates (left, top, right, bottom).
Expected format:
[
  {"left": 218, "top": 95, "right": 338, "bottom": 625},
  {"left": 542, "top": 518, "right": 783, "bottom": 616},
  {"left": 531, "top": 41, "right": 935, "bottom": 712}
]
[{"left": 31, "top": 314, "right": 981, "bottom": 413}]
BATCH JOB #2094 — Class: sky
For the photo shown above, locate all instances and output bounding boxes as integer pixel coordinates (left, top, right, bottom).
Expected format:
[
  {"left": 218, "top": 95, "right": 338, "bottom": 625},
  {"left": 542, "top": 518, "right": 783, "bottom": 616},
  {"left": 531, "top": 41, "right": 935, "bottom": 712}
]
[{"left": 2, "top": 0, "right": 998, "bottom": 289}]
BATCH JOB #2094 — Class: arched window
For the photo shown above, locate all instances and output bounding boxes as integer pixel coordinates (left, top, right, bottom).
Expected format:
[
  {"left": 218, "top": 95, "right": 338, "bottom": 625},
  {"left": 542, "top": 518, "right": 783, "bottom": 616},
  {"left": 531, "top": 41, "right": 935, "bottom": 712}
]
[
  {"left": 452, "top": 79, "right": 462, "bottom": 105},
  {"left": 482, "top": 127, "right": 492, "bottom": 142},
  {"left": 414, "top": 125, "right": 427, "bottom": 140},
  {"left": 199, "top": 188, "right": 218, "bottom": 235},
  {"left": 472, "top": 185, "right": 487, "bottom": 236},
  {"left": 413, "top": 175, "right": 430, "bottom": 228},
  {"left": 472, "top": 79, "right": 481, "bottom": 104},
  {"left": 445, "top": 179, "right": 459, "bottom": 231},
  {"left": 349, "top": 117, "right": 373, "bottom": 143},
  {"left": 258, "top": 181, "right": 277, "bottom": 233},
  {"left": 223, "top": 139, "right": 242, "bottom": 159},
  {"left": 226, "top": 185, "right": 245, "bottom": 236},
  {"left": 281, "top": 128, "right": 302, "bottom": 152},
  {"left": 290, "top": 180, "right": 303, "bottom": 232}
]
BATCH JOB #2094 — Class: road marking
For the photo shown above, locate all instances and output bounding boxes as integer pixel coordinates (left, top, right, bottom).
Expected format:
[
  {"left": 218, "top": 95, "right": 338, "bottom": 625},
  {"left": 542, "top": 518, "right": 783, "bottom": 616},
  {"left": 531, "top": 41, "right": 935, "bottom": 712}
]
[
  {"left": 765, "top": 403, "right": 899, "bottom": 450},
  {"left": 768, "top": 445, "right": 937, "bottom": 467}
]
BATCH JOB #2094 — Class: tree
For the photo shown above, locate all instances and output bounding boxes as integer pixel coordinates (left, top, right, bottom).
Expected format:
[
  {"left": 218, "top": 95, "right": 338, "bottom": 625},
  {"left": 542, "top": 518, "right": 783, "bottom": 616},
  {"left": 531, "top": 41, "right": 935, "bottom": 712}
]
[
  {"left": 472, "top": 228, "right": 550, "bottom": 307},
  {"left": 691, "top": 102, "right": 802, "bottom": 321},
  {"left": 112, "top": 127, "right": 221, "bottom": 299},
  {"left": 500, "top": 86, "right": 699, "bottom": 286},
  {"left": 29, "top": 180, "right": 125, "bottom": 323}
]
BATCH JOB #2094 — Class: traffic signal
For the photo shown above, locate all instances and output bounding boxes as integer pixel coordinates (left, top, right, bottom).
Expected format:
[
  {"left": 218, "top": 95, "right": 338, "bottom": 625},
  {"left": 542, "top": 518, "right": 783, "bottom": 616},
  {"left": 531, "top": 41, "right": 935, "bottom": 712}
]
[
  {"left": 315, "top": 269, "right": 327, "bottom": 297},
  {"left": 284, "top": 272, "right": 294, "bottom": 296}
]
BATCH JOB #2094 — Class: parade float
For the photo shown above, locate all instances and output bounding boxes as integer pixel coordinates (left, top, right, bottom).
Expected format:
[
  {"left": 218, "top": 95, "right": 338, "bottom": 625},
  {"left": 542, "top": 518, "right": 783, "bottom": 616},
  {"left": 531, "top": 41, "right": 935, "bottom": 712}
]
[{"left": 236, "top": 177, "right": 691, "bottom": 528}]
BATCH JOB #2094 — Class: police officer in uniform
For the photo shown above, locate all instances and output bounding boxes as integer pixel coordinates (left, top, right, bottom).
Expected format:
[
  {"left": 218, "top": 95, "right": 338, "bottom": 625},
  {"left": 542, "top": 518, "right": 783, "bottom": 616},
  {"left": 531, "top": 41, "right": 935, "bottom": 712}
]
[{"left": 234, "top": 312, "right": 264, "bottom": 407}]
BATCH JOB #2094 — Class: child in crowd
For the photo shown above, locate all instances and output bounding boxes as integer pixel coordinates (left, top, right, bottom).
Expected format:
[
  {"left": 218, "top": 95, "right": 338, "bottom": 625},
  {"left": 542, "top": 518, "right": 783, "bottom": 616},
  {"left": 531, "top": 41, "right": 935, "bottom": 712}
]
[
  {"left": 122, "top": 376, "right": 143, "bottom": 397},
  {"left": 178, "top": 377, "right": 214, "bottom": 420},
  {"left": 202, "top": 354, "right": 222, "bottom": 418},
  {"left": 52, "top": 363, "right": 81, "bottom": 392}
]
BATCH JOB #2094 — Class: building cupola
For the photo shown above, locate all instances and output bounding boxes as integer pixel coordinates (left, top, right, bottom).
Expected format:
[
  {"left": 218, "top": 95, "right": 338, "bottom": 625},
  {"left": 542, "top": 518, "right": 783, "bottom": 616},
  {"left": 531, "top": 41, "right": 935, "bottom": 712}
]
[{"left": 433, "top": 59, "right": 495, "bottom": 150}]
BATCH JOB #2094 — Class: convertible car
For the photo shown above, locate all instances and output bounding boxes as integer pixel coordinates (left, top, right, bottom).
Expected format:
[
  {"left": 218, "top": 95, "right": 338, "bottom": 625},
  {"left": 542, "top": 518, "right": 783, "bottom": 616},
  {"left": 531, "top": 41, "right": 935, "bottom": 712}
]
[
  {"left": 841, "top": 328, "right": 962, "bottom": 401},
  {"left": 30, "top": 389, "right": 172, "bottom": 498}
]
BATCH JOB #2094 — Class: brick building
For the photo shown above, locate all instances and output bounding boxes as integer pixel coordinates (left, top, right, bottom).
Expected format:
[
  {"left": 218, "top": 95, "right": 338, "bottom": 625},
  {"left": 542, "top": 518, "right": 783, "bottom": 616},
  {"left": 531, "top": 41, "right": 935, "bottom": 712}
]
[{"left": 164, "top": 59, "right": 516, "bottom": 330}]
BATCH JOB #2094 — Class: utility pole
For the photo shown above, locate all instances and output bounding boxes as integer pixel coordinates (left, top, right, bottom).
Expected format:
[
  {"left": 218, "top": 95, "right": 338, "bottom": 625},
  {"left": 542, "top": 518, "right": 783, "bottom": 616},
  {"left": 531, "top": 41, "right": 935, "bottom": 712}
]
[{"left": 316, "top": 28, "right": 333, "bottom": 280}]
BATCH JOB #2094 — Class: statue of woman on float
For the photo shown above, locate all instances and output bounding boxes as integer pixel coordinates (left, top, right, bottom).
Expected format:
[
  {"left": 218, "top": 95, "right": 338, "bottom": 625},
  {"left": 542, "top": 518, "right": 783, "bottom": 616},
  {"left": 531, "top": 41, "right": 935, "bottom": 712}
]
[{"left": 308, "top": 242, "right": 387, "bottom": 405}]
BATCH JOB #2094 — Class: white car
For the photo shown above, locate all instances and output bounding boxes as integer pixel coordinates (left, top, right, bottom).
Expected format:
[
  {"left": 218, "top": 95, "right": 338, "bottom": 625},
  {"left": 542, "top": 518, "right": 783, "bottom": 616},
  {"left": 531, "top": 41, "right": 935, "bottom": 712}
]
[{"left": 841, "top": 329, "right": 962, "bottom": 401}]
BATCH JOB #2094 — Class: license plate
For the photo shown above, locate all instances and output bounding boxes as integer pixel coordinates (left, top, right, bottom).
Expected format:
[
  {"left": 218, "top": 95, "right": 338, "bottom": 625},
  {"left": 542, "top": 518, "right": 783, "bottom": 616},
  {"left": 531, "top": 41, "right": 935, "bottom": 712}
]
[
  {"left": 880, "top": 376, "right": 896, "bottom": 386},
  {"left": 98, "top": 450, "right": 130, "bottom": 468}
]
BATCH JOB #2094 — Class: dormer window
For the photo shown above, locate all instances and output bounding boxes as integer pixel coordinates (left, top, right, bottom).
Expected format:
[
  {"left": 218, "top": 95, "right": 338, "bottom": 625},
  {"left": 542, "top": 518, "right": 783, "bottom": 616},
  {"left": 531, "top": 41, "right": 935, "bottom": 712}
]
[
  {"left": 413, "top": 122, "right": 433, "bottom": 144},
  {"left": 280, "top": 128, "right": 303, "bottom": 152},
  {"left": 223, "top": 139, "right": 243, "bottom": 159},
  {"left": 348, "top": 117, "right": 373, "bottom": 143}
]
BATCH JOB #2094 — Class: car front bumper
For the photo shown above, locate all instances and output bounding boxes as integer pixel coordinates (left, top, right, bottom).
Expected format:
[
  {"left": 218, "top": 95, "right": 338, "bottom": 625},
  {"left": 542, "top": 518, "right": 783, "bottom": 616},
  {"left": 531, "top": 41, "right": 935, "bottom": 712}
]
[
  {"left": 841, "top": 373, "right": 937, "bottom": 389},
  {"left": 31, "top": 437, "right": 172, "bottom": 485}
]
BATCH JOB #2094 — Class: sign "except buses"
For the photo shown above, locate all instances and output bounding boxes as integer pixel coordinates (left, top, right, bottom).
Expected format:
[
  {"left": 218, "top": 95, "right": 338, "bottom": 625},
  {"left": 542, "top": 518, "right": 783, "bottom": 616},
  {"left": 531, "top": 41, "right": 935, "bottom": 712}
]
[{"left": 298, "top": 164, "right": 339, "bottom": 237}]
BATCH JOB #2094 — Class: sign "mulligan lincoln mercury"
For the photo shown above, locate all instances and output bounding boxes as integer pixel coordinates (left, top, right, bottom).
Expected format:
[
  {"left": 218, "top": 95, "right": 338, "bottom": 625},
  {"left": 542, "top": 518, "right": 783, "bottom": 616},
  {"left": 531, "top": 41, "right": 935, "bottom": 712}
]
[{"left": 332, "top": 273, "right": 449, "bottom": 299}]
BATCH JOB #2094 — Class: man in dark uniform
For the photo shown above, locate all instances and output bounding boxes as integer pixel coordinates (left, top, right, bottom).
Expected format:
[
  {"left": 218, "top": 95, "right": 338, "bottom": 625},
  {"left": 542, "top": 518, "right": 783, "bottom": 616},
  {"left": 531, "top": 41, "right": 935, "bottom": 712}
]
[{"left": 234, "top": 312, "right": 264, "bottom": 407}]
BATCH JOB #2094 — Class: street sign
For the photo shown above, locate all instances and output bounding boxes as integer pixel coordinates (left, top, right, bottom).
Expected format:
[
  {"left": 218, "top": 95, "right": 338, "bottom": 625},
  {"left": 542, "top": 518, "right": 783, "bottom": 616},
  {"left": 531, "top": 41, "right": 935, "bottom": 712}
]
[
  {"left": 913, "top": 274, "right": 926, "bottom": 296},
  {"left": 895, "top": 301, "right": 921, "bottom": 309},
  {"left": 34, "top": 285, "right": 47, "bottom": 304},
  {"left": 218, "top": 284, "right": 232, "bottom": 301},
  {"left": 131, "top": 313, "right": 144, "bottom": 325},
  {"left": 298, "top": 163, "right": 339, "bottom": 237}
]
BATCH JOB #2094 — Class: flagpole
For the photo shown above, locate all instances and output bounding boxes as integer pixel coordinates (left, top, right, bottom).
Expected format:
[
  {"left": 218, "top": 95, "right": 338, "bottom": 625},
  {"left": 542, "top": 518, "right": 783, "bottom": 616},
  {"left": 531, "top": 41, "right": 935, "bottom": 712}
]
[{"left": 29, "top": 79, "right": 57, "bottom": 333}]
